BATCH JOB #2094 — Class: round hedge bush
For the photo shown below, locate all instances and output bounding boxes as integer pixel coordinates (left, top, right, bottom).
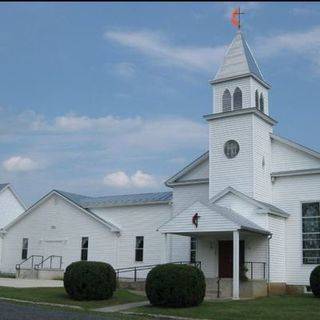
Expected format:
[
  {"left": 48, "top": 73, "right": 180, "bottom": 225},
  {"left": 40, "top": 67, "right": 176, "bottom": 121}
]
[
  {"left": 145, "top": 264, "right": 206, "bottom": 307},
  {"left": 64, "top": 261, "right": 116, "bottom": 300},
  {"left": 310, "top": 265, "right": 320, "bottom": 297}
]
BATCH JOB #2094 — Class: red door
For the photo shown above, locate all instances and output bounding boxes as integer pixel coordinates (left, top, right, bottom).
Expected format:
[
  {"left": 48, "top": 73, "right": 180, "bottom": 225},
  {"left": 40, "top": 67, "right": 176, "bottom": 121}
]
[{"left": 218, "top": 241, "right": 244, "bottom": 278}]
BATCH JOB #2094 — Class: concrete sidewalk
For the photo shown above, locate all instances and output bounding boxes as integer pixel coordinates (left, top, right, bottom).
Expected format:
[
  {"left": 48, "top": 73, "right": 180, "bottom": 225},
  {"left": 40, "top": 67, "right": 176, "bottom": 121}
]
[
  {"left": 94, "top": 301, "right": 149, "bottom": 313},
  {"left": 0, "top": 277, "right": 63, "bottom": 288}
]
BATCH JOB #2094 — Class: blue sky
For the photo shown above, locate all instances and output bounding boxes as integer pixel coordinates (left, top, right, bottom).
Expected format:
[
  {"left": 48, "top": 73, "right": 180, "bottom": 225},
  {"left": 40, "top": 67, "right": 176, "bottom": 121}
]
[{"left": 1, "top": 2, "right": 320, "bottom": 204}]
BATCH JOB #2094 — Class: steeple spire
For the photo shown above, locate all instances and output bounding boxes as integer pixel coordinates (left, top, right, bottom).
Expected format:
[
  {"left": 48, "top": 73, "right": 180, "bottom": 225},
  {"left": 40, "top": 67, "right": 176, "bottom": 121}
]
[{"left": 212, "top": 31, "right": 269, "bottom": 89}]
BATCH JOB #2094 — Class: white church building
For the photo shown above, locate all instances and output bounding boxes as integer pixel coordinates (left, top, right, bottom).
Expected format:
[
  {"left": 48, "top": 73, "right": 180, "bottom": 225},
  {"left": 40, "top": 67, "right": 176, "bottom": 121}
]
[{"left": 1, "top": 30, "right": 320, "bottom": 299}]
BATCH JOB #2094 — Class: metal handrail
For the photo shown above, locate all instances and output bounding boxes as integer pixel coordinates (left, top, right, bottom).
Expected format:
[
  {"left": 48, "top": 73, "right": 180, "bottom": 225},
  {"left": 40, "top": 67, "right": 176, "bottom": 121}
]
[
  {"left": 244, "top": 261, "right": 266, "bottom": 280},
  {"left": 15, "top": 255, "right": 44, "bottom": 271},
  {"left": 216, "top": 277, "right": 221, "bottom": 298},
  {"left": 116, "top": 260, "right": 201, "bottom": 282},
  {"left": 34, "top": 255, "right": 63, "bottom": 270}
]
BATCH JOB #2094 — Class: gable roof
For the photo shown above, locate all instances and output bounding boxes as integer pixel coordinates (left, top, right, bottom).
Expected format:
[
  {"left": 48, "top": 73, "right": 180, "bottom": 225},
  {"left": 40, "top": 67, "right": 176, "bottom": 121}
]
[
  {"left": 158, "top": 200, "right": 269, "bottom": 235},
  {"left": 165, "top": 151, "right": 209, "bottom": 187},
  {"left": 207, "top": 203, "right": 270, "bottom": 234},
  {"left": 210, "top": 186, "right": 289, "bottom": 218},
  {"left": 0, "top": 183, "right": 26, "bottom": 210},
  {"left": 55, "top": 190, "right": 172, "bottom": 208},
  {"left": 3, "top": 190, "right": 121, "bottom": 233},
  {"left": 211, "top": 31, "right": 270, "bottom": 88},
  {"left": 0, "top": 183, "right": 9, "bottom": 192},
  {"left": 271, "top": 133, "right": 320, "bottom": 160}
]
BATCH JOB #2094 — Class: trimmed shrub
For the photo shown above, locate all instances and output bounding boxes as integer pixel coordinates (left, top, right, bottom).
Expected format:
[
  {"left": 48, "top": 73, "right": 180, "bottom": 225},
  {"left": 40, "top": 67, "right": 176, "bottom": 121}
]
[
  {"left": 310, "top": 265, "right": 320, "bottom": 297},
  {"left": 64, "top": 261, "right": 116, "bottom": 300},
  {"left": 145, "top": 263, "right": 206, "bottom": 307}
]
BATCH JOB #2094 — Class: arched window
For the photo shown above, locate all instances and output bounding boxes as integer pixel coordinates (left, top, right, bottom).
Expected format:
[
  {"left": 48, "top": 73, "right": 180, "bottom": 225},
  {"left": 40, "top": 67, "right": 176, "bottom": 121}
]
[
  {"left": 255, "top": 90, "right": 259, "bottom": 109},
  {"left": 222, "top": 89, "right": 231, "bottom": 112},
  {"left": 260, "top": 93, "right": 264, "bottom": 113},
  {"left": 233, "top": 87, "right": 242, "bottom": 110}
]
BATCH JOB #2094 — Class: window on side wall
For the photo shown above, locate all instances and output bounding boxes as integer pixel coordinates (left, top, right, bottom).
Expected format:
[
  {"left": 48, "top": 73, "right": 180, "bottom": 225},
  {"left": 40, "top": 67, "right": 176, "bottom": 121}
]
[
  {"left": 302, "top": 202, "right": 320, "bottom": 264},
  {"left": 81, "top": 237, "right": 89, "bottom": 261},
  {"left": 190, "top": 237, "right": 197, "bottom": 263},
  {"left": 21, "top": 238, "right": 28, "bottom": 260},
  {"left": 135, "top": 236, "right": 144, "bottom": 262}
]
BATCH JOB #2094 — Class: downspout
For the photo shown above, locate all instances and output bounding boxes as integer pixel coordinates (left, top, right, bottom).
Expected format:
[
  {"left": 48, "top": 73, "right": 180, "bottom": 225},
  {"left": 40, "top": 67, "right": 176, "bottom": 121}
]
[
  {"left": 0, "top": 229, "right": 6, "bottom": 270},
  {"left": 267, "top": 234, "right": 272, "bottom": 296}
]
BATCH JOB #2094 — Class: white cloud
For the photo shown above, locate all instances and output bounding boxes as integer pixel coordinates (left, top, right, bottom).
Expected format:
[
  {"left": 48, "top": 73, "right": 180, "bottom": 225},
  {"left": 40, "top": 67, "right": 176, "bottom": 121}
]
[
  {"left": 256, "top": 25, "right": 320, "bottom": 71},
  {"left": 53, "top": 114, "right": 142, "bottom": 132},
  {"left": 3, "top": 156, "right": 39, "bottom": 172},
  {"left": 27, "top": 113, "right": 206, "bottom": 152},
  {"left": 103, "top": 171, "right": 131, "bottom": 187},
  {"left": 131, "top": 170, "right": 157, "bottom": 188},
  {"left": 104, "top": 29, "right": 226, "bottom": 72},
  {"left": 103, "top": 170, "right": 157, "bottom": 188}
]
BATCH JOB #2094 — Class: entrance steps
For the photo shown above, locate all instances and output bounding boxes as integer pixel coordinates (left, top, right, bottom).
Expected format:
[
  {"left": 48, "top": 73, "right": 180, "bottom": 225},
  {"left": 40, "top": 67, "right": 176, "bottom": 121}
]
[
  {"left": 15, "top": 255, "right": 63, "bottom": 280},
  {"left": 206, "top": 278, "right": 268, "bottom": 298},
  {"left": 16, "top": 268, "right": 64, "bottom": 280}
]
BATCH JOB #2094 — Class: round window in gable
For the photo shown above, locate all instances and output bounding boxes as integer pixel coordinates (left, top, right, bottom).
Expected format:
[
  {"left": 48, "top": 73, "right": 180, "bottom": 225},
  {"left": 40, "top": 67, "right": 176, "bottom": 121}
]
[{"left": 224, "top": 140, "right": 240, "bottom": 159}]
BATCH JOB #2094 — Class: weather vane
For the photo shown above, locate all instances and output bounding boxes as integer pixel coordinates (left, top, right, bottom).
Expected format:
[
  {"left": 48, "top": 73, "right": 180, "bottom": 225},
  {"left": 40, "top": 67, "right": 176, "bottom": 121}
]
[{"left": 231, "top": 7, "right": 245, "bottom": 30}]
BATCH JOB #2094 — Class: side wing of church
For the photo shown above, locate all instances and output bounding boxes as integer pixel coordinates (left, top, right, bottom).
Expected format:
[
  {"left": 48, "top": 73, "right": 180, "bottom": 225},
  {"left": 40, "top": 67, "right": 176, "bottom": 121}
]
[{"left": 1, "top": 30, "right": 320, "bottom": 299}]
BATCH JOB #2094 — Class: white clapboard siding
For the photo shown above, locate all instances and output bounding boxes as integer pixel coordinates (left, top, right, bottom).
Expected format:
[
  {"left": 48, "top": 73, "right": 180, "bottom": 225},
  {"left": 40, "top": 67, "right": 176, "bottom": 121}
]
[
  {"left": 272, "top": 174, "right": 320, "bottom": 285},
  {"left": 267, "top": 215, "right": 286, "bottom": 282},
  {"left": 252, "top": 115, "right": 273, "bottom": 202},
  {"left": 160, "top": 202, "right": 238, "bottom": 234},
  {"left": 271, "top": 140, "right": 320, "bottom": 172},
  {"left": 213, "top": 77, "right": 252, "bottom": 113},
  {"left": 0, "top": 187, "right": 25, "bottom": 229},
  {"left": 197, "top": 237, "right": 218, "bottom": 278},
  {"left": 178, "top": 159, "right": 209, "bottom": 182},
  {"left": 215, "top": 193, "right": 268, "bottom": 229},
  {"left": 209, "top": 113, "right": 254, "bottom": 198},
  {"left": 91, "top": 204, "right": 172, "bottom": 270},
  {"left": 250, "top": 77, "right": 269, "bottom": 115},
  {"left": 0, "top": 194, "right": 118, "bottom": 273},
  {"left": 171, "top": 184, "right": 209, "bottom": 262}
]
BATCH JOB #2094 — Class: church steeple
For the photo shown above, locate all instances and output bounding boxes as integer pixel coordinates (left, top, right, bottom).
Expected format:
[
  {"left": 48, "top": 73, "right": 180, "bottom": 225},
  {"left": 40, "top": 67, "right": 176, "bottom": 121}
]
[
  {"left": 213, "top": 31, "right": 268, "bottom": 88},
  {"left": 210, "top": 31, "right": 270, "bottom": 115}
]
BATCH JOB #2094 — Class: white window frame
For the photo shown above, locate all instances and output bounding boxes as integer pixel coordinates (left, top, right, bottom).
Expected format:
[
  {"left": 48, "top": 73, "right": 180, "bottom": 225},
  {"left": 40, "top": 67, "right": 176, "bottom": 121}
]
[
  {"left": 190, "top": 237, "right": 197, "bottom": 263},
  {"left": 135, "top": 236, "right": 144, "bottom": 262},
  {"left": 302, "top": 201, "right": 320, "bottom": 265}
]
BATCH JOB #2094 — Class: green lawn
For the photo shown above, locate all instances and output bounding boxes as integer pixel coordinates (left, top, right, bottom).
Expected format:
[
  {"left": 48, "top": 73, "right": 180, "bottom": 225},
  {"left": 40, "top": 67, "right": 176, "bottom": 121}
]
[
  {"left": 0, "top": 287, "right": 146, "bottom": 310},
  {"left": 132, "top": 295, "right": 320, "bottom": 320}
]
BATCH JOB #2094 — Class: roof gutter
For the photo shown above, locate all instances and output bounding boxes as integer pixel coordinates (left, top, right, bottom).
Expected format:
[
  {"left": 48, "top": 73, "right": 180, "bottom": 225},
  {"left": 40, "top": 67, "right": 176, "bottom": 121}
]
[{"left": 85, "top": 200, "right": 172, "bottom": 209}]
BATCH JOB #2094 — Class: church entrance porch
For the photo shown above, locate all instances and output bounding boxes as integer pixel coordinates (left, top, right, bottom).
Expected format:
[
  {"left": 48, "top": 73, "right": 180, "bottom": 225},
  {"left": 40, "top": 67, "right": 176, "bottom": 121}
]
[
  {"left": 198, "top": 232, "right": 268, "bottom": 299},
  {"left": 163, "top": 230, "right": 269, "bottom": 299},
  {"left": 159, "top": 200, "right": 271, "bottom": 299}
]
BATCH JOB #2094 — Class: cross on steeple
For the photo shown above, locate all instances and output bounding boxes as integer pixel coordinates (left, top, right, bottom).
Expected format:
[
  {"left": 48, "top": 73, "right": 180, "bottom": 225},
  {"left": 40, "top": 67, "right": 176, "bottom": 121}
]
[
  {"left": 231, "top": 7, "right": 245, "bottom": 30},
  {"left": 237, "top": 7, "right": 245, "bottom": 30}
]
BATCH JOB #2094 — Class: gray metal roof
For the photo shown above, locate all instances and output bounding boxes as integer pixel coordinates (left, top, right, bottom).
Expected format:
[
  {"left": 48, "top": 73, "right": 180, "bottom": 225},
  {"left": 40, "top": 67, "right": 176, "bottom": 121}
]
[
  {"left": 213, "top": 31, "right": 267, "bottom": 86},
  {"left": 207, "top": 203, "right": 270, "bottom": 235},
  {"left": 0, "top": 183, "right": 9, "bottom": 192},
  {"left": 55, "top": 190, "right": 172, "bottom": 208}
]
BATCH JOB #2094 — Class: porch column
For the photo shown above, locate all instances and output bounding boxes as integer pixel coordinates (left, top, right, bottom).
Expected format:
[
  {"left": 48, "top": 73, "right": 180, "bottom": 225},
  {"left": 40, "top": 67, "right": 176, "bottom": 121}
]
[{"left": 233, "top": 230, "right": 240, "bottom": 300}]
